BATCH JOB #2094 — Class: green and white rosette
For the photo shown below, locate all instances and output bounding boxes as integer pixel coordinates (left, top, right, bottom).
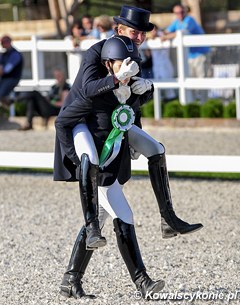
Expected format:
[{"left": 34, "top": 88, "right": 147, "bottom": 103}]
[{"left": 99, "top": 104, "right": 135, "bottom": 169}]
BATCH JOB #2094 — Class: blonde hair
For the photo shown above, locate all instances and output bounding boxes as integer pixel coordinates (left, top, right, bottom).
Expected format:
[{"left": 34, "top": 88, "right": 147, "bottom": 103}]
[
  {"left": 94, "top": 15, "right": 113, "bottom": 31},
  {"left": 117, "top": 24, "right": 128, "bottom": 32}
]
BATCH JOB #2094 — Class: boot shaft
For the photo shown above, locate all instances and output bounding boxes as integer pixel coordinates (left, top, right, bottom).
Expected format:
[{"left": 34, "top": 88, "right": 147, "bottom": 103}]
[
  {"left": 148, "top": 153, "right": 173, "bottom": 213},
  {"left": 113, "top": 218, "right": 146, "bottom": 283},
  {"left": 79, "top": 154, "right": 99, "bottom": 225}
]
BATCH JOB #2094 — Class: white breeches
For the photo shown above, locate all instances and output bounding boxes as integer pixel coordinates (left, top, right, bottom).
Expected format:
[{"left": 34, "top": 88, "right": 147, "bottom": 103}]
[
  {"left": 72, "top": 122, "right": 164, "bottom": 226},
  {"left": 73, "top": 123, "right": 99, "bottom": 165},
  {"left": 128, "top": 124, "right": 165, "bottom": 157},
  {"left": 98, "top": 180, "right": 134, "bottom": 226}
]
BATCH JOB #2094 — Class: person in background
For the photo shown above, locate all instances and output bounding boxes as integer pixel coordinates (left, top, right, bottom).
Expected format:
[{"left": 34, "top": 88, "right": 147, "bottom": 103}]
[
  {"left": 89, "top": 15, "right": 114, "bottom": 40},
  {"left": 161, "top": 4, "right": 210, "bottom": 103},
  {"left": 70, "top": 19, "right": 83, "bottom": 47},
  {"left": 150, "top": 24, "right": 176, "bottom": 101},
  {"left": 70, "top": 15, "right": 94, "bottom": 47},
  {"left": 139, "top": 48, "right": 153, "bottom": 79},
  {"left": 18, "top": 68, "right": 70, "bottom": 130},
  {"left": 0, "top": 35, "right": 23, "bottom": 107}
]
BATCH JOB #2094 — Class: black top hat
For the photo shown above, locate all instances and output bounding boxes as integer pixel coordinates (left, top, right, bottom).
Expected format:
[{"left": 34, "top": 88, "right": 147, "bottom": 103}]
[{"left": 113, "top": 6, "right": 154, "bottom": 32}]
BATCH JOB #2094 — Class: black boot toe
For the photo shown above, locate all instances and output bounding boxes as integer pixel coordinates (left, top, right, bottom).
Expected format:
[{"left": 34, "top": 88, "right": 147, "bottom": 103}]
[
  {"left": 179, "top": 223, "right": 203, "bottom": 235},
  {"left": 161, "top": 214, "right": 203, "bottom": 238},
  {"left": 135, "top": 273, "right": 165, "bottom": 299}
]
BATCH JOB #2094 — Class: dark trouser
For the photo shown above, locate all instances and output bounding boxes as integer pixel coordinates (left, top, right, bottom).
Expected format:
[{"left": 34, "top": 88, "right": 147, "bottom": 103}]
[
  {"left": 18, "top": 90, "right": 60, "bottom": 126},
  {"left": 0, "top": 78, "right": 20, "bottom": 100}
]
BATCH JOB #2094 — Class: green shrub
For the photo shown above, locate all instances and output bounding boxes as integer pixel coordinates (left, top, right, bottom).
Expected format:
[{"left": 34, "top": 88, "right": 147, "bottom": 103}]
[
  {"left": 163, "top": 100, "right": 184, "bottom": 118},
  {"left": 201, "top": 99, "right": 224, "bottom": 118},
  {"left": 0, "top": 105, "right": 7, "bottom": 117},
  {"left": 14, "top": 101, "right": 27, "bottom": 116},
  {"left": 184, "top": 102, "right": 201, "bottom": 118},
  {"left": 141, "top": 99, "right": 154, "bottom": 117},
  {"left": 224, "top": 101, "right": 236, "bottom": 118}
]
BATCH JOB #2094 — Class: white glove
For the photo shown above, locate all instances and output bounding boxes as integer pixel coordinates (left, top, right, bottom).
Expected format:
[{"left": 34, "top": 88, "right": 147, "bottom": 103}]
[
  {"left": 115, "top": 57, "right": 139, "bottom": 82},
  {"left": 131, "top": 76, "right": 153, "bottom": 95},
  {"left": 129, "top": 146, "right": 141, "bottom": 160}
]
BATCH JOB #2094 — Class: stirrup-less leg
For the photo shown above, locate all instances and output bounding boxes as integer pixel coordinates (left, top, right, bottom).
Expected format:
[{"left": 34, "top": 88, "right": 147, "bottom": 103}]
[
  {"left": 60, "top": 226, "right": 95, "bottom": 299},
  {"left": 148, "top": 153, "right": 203, "bottom": 238},
  {"left": 113, "top": 218, "right": 165, "bottom": 299},
  {"left": 79, "top": 153, "right": 106, "bottom": 249}
]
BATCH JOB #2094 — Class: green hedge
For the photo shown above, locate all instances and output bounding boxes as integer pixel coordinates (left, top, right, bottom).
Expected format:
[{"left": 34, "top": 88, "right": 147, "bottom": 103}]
[
  {"left": 141, "top": 99, "right": 237, "bottom": 119},
  {"left": 201, "top": 99, "right": 224, "bottom": 118},
  {"left": 163, "top": 100, "right": 184, "bottom": 118},
  {"left": 224, "top": 101, "right": 236, "bottom": 118},
  {"left": 14, "top": 101, "right": 27, "bottom": 116},
  {"left": 141, "top": 99, "right": 155, "bottom": 118},
  {"left": 183, "top": 102, "right": 201, "bottom": 118}
]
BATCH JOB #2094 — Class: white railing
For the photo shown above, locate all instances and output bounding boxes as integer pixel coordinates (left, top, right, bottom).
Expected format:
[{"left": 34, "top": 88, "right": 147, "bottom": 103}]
[
  {"left": 8, "top": 32, "right": 240, "bottom": 120},
  {"left": 141, "top": 31, "right": 240, "bottom": 120},
  {"left": 1, "top": 151, "right": 240, "bottom": 173}
]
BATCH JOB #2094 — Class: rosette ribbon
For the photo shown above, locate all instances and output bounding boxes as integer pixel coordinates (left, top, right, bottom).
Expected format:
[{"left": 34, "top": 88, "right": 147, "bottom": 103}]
[{"left": 99, "top": 104, "right": 135, "bottom": 169}]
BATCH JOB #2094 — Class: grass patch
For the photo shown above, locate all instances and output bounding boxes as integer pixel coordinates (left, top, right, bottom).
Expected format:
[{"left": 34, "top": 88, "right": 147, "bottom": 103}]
[
  {"left": 1, "top": 168, "right": 240, "bottom": 180},
  {"left": 132, "top": 170, "right": 240, "bottom": 180},
  {"left": 0, "top": 167, "right": 53, "bottom": 174}
]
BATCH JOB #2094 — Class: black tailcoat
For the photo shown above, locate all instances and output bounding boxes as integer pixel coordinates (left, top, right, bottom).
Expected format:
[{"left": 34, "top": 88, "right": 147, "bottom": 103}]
[{"left": 54, "top": 39, "right": 153, "bottom": 185}]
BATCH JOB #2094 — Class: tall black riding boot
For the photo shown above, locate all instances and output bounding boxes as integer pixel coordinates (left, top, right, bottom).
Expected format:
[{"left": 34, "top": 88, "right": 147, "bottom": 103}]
[
  {"left": 113, "top": 218, "right": 165, "bottom": 299},
  {"left": 148, "top": 153, "right": 203, "bottom": 239},
  {"left": 60, "top": 226, "right": 95, "bottom": 299},
  {"left": 79, "top": 154, "right": 106, "bottom": 249}
]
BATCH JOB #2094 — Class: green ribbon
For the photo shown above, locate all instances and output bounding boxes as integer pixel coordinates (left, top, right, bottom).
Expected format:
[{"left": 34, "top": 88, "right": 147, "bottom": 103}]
[{"left": 99, "top": 104, "right": 135, "bottom": 169}]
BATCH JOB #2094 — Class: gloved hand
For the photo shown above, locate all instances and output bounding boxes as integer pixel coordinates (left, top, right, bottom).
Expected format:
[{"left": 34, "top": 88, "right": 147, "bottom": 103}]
[
  {"left": 129, "top": 146, "right": 141, "bottom": 160},
  {"left": 115, "top": 57, "right": 139, "bottom": 82},
  {"left": 131, "top": 76, "right": 153, "bottom": 95}
]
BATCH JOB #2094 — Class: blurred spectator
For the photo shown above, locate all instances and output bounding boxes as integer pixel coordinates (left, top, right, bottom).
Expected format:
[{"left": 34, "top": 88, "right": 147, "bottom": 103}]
[
  {"left": 89, "top": 15, "right": 114, "bottom": 40},
  {"left": 70, "top": 19, "right": 83, "bottom": 47},
  {"left": 150, "top": 24, "right": 176, "bottom": 101},
  {"left": 139, "top": 48, "right": 153, "bottom": 79},
  {"left": 70, "top": 15, "right": 94, "bottom": 47},
  {"left": 0, "top": 35, "right": 23, "bottom": 107},
  {"left": 161, "top": 4, "right": 210, "bottom": 103},
  {"left": 18, "top": 68, "right": 70, "bottom": 131}
]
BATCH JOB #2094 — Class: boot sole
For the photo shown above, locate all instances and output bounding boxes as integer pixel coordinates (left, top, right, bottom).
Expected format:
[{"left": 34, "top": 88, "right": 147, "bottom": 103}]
[
  {"left": 162, "top": 232, "right": 178, "bottom": 239},
  {"left": 86, "top": 239, "right": 107, "bottom": 250},
  {"left": 60, "top": 290, "right": 89, "bottom": 299},
  {"left": 162, "top": 224, "right": 203, "bottom": 239},
  {"left": 180, "top": 224, "right": 204, "bottom": 235},
  {"left": 59, "top": 289, "right": 71, "bottom": 298}
]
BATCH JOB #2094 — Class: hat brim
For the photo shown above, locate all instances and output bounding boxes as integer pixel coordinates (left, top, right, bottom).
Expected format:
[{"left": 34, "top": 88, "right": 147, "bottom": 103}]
[{"left": 113, "top": 16, "right": 154, "bottom": 32}]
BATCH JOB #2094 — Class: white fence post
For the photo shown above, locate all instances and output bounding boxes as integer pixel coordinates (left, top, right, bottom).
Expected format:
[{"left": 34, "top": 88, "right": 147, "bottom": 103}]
[
  {"left": 176, "top": 31, "right": 186, "bottom": 105},
  {"left": 66, "top": 50, "right": 82, "bottom": 84},
  {"left": 176, "top": 30, "right": 193, "bottom": 105},
  {"left": 235, "top": 87, "right": 240, "bottom": 120},
  {"left": 30, "top": 35, "right": 39, "bottom": 87},
  {"left": 153, "top": 88, "right": 162, "bottom": 119}
]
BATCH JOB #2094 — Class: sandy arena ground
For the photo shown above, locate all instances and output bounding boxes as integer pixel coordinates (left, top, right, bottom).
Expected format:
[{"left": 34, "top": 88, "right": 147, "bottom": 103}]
[{"left": 0, "top": 121, "right": 240, "bottom": 305}]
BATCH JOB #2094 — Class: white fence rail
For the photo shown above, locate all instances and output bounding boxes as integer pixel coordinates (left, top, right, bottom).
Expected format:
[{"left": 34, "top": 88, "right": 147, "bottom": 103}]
[
  {"left": 1, "top": 151, "right": 240, "bottom": 173},
  {"left": 5, "top": 32, "right": 240, "bottom": 120}
]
